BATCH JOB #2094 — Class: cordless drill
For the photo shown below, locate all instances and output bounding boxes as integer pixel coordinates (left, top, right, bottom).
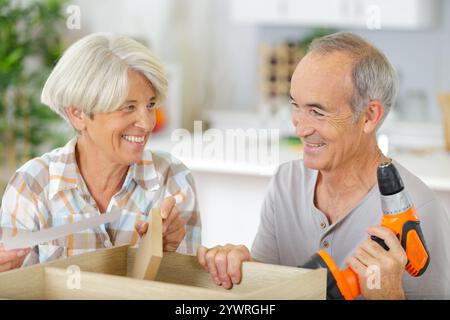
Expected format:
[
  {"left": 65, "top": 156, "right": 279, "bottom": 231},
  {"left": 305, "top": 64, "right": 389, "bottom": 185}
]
[{"left": 301, "top": 159, "right": 430, "bottom": 300}]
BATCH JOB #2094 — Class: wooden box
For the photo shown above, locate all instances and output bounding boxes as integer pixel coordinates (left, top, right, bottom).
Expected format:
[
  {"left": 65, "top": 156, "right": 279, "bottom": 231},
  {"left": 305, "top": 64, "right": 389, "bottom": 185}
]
[
  {"left": 0, "top": 246, "right": 325, "bottom": 300},
  {"left": 0, "top": 210, "right": 326, "bottom": 300}
]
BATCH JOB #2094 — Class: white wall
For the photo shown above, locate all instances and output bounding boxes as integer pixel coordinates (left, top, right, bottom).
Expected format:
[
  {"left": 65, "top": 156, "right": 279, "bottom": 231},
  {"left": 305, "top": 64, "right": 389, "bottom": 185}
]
[{"left": 193, "top": 171, "right": 270, "bottom": 248}]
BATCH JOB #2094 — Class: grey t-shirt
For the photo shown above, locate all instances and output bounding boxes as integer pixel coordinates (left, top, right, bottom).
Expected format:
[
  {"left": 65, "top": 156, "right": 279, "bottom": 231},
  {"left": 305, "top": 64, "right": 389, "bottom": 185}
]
[{"left": 251, "top": 159, "right": 450, "bottom": 299}]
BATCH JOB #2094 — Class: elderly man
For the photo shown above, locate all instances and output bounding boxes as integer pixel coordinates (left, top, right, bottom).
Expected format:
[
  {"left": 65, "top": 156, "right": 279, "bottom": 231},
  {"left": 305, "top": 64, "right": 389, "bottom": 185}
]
[
  {"left": 197, "top": 32, "right": 450, "bottom": 299},
  {"left": 0, "top": 33, "right": 201, "bottom": 272}
]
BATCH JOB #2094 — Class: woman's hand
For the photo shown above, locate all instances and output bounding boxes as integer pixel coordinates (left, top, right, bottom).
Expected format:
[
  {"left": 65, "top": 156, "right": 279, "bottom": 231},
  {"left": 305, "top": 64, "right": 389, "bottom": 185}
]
[
  {"left": 0, "top": 244, "right": 30, "bottom": 272},
  {"left": 135, "top": 196, "right": 186, "bottom": 251}
]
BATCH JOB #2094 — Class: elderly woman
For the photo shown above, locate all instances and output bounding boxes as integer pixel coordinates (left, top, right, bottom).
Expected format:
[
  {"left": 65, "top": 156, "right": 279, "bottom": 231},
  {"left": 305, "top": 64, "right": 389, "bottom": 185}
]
[{"left": 0, "top": 33, "right": 201, "bottom": 272}]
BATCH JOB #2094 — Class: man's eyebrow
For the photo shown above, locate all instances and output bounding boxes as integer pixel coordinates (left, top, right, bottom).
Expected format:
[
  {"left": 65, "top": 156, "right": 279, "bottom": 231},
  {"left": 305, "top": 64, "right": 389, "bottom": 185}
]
[
  {"left": 289, "top": 95, "right": 329, "bottom": 112},
  {"left": 305, "top": 103, "right": 328, "bottom": 111}
]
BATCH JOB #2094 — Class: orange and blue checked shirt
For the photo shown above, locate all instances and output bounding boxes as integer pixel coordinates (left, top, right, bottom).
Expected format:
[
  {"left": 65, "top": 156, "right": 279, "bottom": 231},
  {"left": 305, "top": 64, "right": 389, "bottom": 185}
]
[{"left": 0, "top": 137, "right": 201, "bottom": 267}]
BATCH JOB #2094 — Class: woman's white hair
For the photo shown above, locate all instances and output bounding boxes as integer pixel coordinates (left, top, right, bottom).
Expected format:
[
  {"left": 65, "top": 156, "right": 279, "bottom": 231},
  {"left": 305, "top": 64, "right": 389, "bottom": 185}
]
[
  {"left": 41, "top": 32, "right": 168, "bottom": 123},
  {"left": 308, "top": 32, "right": 399, "bottom": 127}
]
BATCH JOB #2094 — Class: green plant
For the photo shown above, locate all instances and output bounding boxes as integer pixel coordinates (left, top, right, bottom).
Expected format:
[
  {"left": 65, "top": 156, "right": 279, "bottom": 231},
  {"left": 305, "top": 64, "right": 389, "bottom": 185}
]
[{"left": 0, "top": 0, "right": 68, "bottom": 183}]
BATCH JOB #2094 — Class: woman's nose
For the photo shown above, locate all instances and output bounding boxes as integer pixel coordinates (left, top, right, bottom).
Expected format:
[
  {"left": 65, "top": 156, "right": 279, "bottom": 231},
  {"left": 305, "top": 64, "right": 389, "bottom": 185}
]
[{"left": 134, "top": 107, "right": 156, "bottom": 131}]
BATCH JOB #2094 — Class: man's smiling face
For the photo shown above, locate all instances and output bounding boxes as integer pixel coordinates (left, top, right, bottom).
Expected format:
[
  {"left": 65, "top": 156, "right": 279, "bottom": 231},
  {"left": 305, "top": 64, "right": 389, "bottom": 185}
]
[{"left": 290, "top": 51, "right": 367, "bottom": 172}]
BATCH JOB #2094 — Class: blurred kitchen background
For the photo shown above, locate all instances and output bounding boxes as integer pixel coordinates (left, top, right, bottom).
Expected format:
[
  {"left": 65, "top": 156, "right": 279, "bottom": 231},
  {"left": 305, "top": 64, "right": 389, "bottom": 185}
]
[{"left": 1, "top": 0, "right": 449, "bottom": 248}]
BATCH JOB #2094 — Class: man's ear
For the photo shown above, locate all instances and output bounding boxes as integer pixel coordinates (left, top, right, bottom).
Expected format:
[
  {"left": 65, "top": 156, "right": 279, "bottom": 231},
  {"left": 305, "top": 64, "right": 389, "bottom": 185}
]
[
  {"left": 363, "top": 100, "right": 384, "bottom": 133},
  {"left": 65, "top": 106, "right": 87, "bottom": 131}
]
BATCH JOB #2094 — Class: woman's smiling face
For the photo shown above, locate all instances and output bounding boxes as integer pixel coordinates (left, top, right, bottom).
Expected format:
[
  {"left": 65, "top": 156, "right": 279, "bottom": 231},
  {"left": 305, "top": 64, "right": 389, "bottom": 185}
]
[{"left": 81, "top": 69, "right": 157, "bottom": 166}]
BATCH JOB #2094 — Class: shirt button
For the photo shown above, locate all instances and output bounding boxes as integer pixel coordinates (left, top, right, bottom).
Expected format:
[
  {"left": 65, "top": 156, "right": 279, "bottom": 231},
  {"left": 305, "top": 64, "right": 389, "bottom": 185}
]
[
  {"left": 104, "top": 240, "right": 112, "bottom": 247},
  {"left": 323, "top": 240, "right": 330, "bottom": 248},
  {"left": 320, "top": 221, "right": 326, "bottom": 229}
]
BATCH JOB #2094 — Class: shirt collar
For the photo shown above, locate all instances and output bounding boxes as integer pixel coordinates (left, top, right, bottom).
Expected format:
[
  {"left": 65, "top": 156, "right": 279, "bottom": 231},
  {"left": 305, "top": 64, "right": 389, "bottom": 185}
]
[
  {"left": 48, "top": 137, "right": 80, "bottom": 200},
  {"left": 48, "top": 137, "right": 161, "bottom": 200},
  {"left": 125, "top": 148, "right": 160, "bottom": 191}
]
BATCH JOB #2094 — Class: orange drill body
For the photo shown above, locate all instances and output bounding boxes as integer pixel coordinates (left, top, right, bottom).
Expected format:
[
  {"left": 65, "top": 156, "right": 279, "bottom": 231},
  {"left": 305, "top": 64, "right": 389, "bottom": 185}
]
[
  {"left": 379, "top": 206, "right": 430, "bottom": 276},
  {"left": 317, "top": 250, "right": 360, "bottom": 300}
]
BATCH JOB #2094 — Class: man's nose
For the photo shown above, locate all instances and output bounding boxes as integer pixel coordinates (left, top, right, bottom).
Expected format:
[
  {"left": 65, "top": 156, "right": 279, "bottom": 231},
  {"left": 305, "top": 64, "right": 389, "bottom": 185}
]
[{"left": 292, "top": 113, "right": 314, "bottom": 137}]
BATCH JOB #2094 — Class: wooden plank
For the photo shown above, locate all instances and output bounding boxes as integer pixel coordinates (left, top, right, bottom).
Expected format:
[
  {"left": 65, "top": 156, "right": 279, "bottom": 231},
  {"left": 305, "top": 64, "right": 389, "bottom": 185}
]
[
  {"left": 240, "top": 268, "right": 327, "bottom": 300},
  {"left": 128, "top": 249, "right": 224, "bottom": 290},
  {"left": 438, "top": 94, "right": 450, "bottom": 151},
  {"left": 128, "top": 249, "right": 326, "bottom": 299},
  {"left": 0, "top": 245, "right": 130, "bottom": 299},
  {"left": 234, "top": 261, "right": 325, "bottom": 295},
  {"left": 44, "top": 245, "right": 129, "bottom": 276},
  {"left": 0, "top": 265, "right": 45, "bottom": 299},
  {"left": 44, "top": 267, "right": 238, "bottom": 300},
  {"left": 129, "top": 209, "right": 163, "bottom": 280}
]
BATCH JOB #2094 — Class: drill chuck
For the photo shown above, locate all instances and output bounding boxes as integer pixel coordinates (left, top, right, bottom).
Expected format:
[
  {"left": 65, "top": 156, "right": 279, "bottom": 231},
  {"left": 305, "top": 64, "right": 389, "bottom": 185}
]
[{"left": 377, "top": 159, "right": 404, "bottom": 195}]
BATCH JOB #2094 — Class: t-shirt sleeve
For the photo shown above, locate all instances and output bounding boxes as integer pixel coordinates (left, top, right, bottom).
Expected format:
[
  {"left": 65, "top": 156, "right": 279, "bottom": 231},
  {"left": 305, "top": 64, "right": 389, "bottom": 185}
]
[
  {"left": 251, "top": 171, "right": 280, "bottom": 264},
  {"left": 403, "top": 199, "right": 450, "bottom": 299}
]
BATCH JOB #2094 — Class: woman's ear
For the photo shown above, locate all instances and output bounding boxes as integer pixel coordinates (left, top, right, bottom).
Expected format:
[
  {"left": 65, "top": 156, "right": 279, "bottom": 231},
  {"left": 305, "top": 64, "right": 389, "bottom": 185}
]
[
  {"left": 66, "top": 106, "right": 87, "bottom": 131},
  {"left": 363, "top": 100, "right": 384, "bottom": 133}
]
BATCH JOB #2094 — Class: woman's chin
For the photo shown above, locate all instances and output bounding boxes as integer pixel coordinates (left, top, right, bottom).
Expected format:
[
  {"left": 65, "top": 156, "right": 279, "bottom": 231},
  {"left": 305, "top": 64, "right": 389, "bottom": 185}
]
[
  {"left": 118, "top": 148, "right": 144, "bottom": 165},
  {"left": 131, "top": 151, "right": 145, "bottom": 162}
]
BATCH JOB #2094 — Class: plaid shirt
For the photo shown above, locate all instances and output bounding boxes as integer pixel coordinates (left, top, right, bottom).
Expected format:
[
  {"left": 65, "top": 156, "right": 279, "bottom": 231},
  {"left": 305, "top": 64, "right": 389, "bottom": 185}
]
[{"left": 0, "top": 137, "right": 201, "bottom": 267}]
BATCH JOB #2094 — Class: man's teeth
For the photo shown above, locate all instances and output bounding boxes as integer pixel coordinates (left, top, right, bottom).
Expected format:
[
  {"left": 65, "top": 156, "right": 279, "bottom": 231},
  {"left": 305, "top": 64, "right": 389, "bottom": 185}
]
[
  {"left": 306, "top": 142, "right": 325, "bottom": 147},
  {"left": 122, "top": 135, "right": 145, "bottom": 143}
]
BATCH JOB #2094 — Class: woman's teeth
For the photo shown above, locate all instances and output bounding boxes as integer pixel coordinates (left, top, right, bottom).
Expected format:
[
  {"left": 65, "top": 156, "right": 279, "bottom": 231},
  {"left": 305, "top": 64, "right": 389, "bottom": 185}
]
[
  {"left": 122, "top": 135, "right": 145, "bottom": 143},
  {"left": 306, "top": 142, "right": 326, "bottom": 148}
]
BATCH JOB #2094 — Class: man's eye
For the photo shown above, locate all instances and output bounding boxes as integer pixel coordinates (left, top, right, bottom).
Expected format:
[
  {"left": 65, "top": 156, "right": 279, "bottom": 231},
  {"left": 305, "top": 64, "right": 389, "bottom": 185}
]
[{"left": 311, "top": 109, "right": 324, "bottom": 117}]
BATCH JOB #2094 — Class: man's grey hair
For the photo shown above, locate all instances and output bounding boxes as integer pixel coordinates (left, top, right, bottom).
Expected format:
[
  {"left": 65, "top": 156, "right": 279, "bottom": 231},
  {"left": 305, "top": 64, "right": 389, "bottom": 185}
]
[{"left": 308, "top": 32, "right": 399, "bottom": 126}]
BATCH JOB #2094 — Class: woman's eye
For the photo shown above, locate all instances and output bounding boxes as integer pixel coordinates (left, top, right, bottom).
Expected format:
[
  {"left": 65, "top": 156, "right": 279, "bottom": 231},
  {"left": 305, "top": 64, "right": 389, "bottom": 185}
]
[
  {"left": 147, "top": 102, "right": 156, "bottom": 109},
  {"left": 123, "top": 105, "right": 135, "bottom": 112}
]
